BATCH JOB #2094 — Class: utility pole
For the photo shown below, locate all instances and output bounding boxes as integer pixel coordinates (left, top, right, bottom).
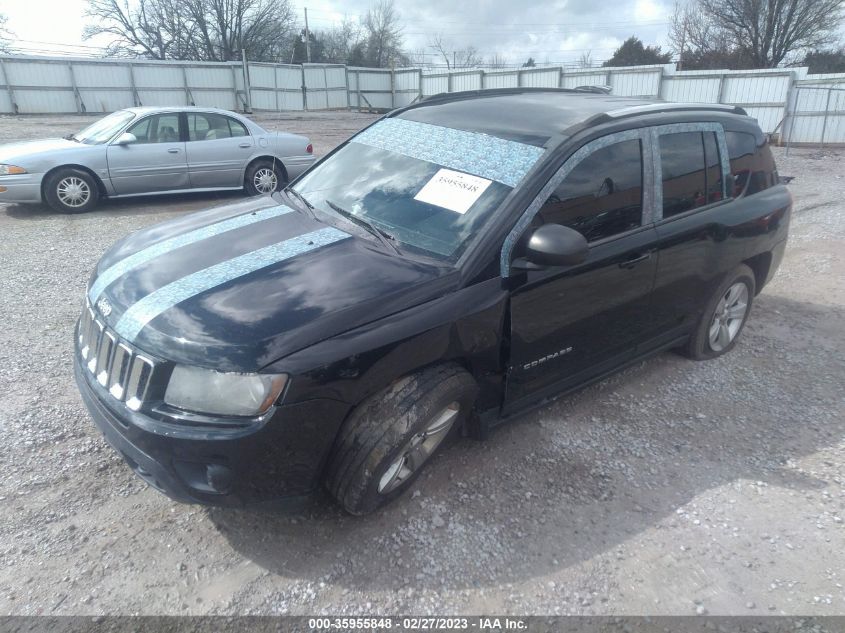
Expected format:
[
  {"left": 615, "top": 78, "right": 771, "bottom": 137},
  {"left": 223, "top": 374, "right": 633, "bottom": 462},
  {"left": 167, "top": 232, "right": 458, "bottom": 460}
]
[{"left": 304, "top": 7, "right": 311, "bottom": 63}]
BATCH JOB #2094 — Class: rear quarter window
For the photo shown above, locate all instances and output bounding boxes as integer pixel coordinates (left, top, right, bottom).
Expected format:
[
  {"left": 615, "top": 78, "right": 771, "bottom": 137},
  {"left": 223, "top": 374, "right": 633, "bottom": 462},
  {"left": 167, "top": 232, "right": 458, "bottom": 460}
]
[{"left": 725, "top": 131, "right": 777, "bottom": 197}]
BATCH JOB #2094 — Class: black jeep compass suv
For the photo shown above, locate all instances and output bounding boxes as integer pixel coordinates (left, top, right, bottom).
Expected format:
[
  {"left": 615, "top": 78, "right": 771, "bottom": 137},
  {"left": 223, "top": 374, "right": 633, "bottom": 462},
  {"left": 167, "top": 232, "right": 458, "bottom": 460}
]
[{"left": 75, "top": 88, "right": 791, "bottom": 514}]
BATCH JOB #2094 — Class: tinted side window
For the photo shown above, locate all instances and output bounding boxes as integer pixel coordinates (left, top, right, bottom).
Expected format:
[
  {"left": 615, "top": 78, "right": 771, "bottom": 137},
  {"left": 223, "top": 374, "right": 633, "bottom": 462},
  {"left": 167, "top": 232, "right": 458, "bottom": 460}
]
[
  {"left": 660, "top": 132, "right": 707, "bottom": 217},
  {"left": 726, "top": 131, "right": 777, "bottom": 196},
  {"left": 538, "top": 139, "right": 643, "bottom": 242}
]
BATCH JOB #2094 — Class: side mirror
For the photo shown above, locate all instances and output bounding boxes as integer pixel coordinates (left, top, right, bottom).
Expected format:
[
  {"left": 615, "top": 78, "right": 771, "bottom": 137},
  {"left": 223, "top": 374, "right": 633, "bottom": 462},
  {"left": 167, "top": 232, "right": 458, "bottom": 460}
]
[
  {"left": 513, "top": 223, "right": 589, "bottom": 270},
  {"left": 114, "top": 132, "right": 137, "bottom": 146}
]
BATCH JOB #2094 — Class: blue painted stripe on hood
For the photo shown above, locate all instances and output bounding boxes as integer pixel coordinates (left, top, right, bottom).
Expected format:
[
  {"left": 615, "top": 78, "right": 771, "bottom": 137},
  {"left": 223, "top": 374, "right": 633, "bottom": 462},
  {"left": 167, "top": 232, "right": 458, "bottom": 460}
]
[
  {"left": 88, "top": 204, "right": 294, "bottom": 304},
  {"left": 352, "top": 118, "right": 545, "bottom": 188},
  {"left": 113, "top": 226, "right": 350, "bottom": 343}
]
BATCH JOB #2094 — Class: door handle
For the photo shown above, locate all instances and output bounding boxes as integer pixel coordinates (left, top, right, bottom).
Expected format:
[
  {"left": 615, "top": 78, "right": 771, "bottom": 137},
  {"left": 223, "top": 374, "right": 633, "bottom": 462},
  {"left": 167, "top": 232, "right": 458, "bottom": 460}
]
[
  {"left": 618, "top": 252, "right": 651, "bottom": 269},
  {"left": 238, "top": 142, "right": 251, "bottom": 148},
  {"left": 168, "top": 148, "right": 180, "bottom": 154}
]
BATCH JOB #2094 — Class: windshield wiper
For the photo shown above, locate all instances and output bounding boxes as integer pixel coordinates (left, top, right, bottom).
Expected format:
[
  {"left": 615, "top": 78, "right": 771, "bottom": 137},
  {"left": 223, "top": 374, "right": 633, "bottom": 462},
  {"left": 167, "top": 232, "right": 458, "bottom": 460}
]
[
  {"left": 284, "top": 186, "right": 315, "bottom": 218},
  {"left": 64, "top": 134, "right": 79, "bottom": 142},
  {"left": 324, "top": 199, "right": 401, "bottom": 255}
]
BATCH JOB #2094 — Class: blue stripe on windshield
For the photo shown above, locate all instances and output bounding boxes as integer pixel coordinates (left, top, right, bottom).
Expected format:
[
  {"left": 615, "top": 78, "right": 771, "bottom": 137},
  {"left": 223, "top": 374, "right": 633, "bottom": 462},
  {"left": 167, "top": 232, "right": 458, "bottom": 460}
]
[
  {"left": 352, "top": 118, "right": 544, "bottom": 188},
  {"left": 88, "top": 205, "right": 294, "bottom": 304},
  {"left": 113, "top": 226, "right": 349, "bottom": 342}
]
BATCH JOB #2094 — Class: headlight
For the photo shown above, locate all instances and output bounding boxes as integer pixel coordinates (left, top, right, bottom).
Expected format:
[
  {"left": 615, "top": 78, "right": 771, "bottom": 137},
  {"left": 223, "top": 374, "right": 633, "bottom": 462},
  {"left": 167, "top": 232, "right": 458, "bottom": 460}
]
[
  {"left": 164, "top": 366, "right": 288, "bottom": 417},
  {"left": 0, "top": 165, "right": 27, "bottom": 175}
]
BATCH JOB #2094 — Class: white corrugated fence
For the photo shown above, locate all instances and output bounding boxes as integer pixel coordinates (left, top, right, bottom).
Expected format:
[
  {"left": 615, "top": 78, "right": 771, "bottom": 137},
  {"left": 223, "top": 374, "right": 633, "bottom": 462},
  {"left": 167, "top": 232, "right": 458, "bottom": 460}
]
[{"left": 1, "top": 54, "right": 844, "bottom": 144}]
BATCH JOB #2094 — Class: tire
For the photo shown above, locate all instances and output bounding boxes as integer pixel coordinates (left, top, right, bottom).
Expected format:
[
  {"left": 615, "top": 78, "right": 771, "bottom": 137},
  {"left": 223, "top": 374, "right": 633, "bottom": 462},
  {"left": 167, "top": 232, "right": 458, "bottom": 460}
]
[
  {"left": 44, "top": 168, "right": 99, "bottom": 213},
  {"left": 324, "top": 364, "right": 477, "bottom": 515},
  {"left": 680, "top": 264, "right": 756, "bottom": 360},
  {"left": 244, "top": 159, "right": 286, "bottom": 196}
]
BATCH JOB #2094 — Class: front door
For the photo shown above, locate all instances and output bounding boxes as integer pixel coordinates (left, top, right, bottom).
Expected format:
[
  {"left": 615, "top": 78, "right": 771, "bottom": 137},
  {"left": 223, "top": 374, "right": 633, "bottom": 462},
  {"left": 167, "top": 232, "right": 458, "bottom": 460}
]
[
  {"left": 504, "top": 134, "right": 659, "bottom": 409},
  {"left": 106, "top": 112, "right": 188, "bottom": 194}
]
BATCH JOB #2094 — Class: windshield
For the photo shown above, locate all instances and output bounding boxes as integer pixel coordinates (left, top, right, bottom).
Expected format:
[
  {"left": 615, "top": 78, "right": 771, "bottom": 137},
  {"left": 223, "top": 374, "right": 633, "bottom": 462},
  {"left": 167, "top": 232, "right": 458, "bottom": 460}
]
[
  {"left": 293, "top": 120, "right": 544, "bottom": 262},
  {"left": 73, "top": 110, "right": 136, "bottom": 145}
]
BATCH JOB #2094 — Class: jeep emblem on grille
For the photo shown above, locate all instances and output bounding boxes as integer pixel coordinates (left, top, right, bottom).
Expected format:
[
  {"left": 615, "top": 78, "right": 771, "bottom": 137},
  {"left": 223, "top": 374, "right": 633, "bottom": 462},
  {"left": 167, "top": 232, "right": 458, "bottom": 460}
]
[{"left": 96, "top": 296, "right": 112, "bottom": 317}]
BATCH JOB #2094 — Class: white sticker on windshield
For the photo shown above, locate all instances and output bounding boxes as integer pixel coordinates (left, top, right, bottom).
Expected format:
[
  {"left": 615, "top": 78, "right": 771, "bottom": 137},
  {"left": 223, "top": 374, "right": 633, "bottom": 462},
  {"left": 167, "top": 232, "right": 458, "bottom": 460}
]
[{"left": 414, "top": 168, "right": 492, "bottom": 214}]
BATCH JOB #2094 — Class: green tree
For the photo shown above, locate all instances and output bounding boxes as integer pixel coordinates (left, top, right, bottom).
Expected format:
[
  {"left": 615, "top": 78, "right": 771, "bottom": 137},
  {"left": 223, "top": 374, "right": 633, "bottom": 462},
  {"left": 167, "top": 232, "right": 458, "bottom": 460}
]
[
  {"left": 522, "top": 57, "right": 536, "bottom": 67},
  {"left": 603, "top": 36, "right": 672, "bottom": 66}
]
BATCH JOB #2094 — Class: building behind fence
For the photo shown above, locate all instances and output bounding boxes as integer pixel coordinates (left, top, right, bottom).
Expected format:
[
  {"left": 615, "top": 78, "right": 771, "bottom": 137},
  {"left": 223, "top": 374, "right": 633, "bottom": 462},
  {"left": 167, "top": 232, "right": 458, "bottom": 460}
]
[{"left": 0, "top": 54, "right": 844, "bottom": 144}]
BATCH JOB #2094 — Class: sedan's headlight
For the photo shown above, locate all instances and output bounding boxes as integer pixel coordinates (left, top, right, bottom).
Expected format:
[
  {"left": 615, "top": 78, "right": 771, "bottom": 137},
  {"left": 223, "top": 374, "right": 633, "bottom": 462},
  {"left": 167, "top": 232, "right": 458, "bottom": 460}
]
[
  {"left": 0, "top": 164, "right": 27, "bottom": 176},
  {"left": 164, "top": 366, "right": 288, "bottom": 417}
]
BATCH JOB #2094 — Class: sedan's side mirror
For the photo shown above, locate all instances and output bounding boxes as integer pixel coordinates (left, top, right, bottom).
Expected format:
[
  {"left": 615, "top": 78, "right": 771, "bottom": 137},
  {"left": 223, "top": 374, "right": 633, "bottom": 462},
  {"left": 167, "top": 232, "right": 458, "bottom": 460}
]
[
  {"left": 513, "top": 223, "right": 589, "bottom": 270},
  {"left": 114, "top": 132, "right": 137, "bottom": 146}
]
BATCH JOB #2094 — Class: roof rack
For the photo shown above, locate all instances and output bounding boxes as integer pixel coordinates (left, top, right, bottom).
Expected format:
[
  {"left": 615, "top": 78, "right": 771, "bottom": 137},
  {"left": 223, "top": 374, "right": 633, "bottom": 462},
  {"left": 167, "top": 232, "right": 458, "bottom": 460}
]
[
  {"left": 603, "top": 102, "right": 747, "bottom": 118},
  {"left": 417, "top": 86, "right": 599, "bottom": 104}
]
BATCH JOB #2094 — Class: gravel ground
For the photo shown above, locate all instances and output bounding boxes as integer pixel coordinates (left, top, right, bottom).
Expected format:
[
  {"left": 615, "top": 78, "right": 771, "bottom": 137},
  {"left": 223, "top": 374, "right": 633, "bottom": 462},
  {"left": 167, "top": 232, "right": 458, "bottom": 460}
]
[{"left": 0, "top": 111, "right": 843, "bottom": 617}]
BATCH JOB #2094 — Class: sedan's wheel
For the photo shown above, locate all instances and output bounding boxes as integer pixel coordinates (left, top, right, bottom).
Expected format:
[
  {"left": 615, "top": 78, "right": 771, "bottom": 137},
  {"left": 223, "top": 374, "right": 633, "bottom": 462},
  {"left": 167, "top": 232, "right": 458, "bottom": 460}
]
[
  {"left": 680, "top": 263, "right": 756, "bottom": 360},
  {"left": 324, "top": 364, "right": 477, "bottom": 515},
  {"left": 44, "top": 168, "right": 99, "bottom": 213},
  {"left": 245, "top": 160, "right": 285, "bottom": 196}
]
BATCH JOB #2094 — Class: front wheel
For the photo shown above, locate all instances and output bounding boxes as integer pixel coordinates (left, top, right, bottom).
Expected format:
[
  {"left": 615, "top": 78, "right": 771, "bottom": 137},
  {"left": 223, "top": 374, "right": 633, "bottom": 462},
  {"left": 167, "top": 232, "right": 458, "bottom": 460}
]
[
  {"left": 244, "top": 160, "right": 285, "bottom": 196},
  {"left": 324, "top": 364, "right": 477, "bottom": 515},
  {"left": 44, "top": 168, "right": 99, "bottom": 213},
  {"left": 681, "top": 264, "right": 756, "bottom": 360}
]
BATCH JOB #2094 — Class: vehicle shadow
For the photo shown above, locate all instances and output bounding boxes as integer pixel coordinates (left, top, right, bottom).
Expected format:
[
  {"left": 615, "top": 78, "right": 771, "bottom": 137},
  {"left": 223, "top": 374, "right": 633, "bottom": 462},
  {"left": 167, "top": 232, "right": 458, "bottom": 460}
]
[
  {"left": 207, "top": 293, "right": 845, "bottom": 592},
  {"left": 2, "top": 190, "right": 248, "bottom": 221}
]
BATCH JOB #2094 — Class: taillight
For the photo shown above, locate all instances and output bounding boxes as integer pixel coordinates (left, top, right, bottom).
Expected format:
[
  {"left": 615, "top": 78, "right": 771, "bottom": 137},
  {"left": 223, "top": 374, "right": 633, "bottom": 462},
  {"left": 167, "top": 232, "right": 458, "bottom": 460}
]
[{"left": 306, "top": 143, "right": 313, "bottom": 154}]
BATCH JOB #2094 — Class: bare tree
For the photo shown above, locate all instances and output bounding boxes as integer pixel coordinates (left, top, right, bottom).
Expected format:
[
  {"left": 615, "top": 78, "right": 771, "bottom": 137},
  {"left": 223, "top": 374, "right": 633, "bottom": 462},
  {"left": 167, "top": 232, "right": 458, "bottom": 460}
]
[
  {"left": 362, "top": 0, "right": 405, "bottom": 67},
  {"left": 0, "top": 13, "right": 13, "bottom": 53},
  {"left": 487, "top": 53, "right": 508, "bottom": 68},
  {"left": 84, "top": 0, "right": 296, "bottom": 61},
  {"left": 673, "top": 0, "right": 845, "bottom": 68},
  {"left": 578, "top": 50, "right": 594, "bottom": 68},
  {"left": 430, "top": 34, "right": 483, "bottom": 69},
  {"left": 322, "top": 19, "right": 366, "bottom": 64}
]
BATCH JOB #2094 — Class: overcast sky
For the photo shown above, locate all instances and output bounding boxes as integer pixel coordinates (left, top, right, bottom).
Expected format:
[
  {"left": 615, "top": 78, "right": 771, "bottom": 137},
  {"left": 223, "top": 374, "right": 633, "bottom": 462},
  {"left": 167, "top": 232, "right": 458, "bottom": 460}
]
[{"left": 2, "top": 0, "right": 675, "bottom": 66}]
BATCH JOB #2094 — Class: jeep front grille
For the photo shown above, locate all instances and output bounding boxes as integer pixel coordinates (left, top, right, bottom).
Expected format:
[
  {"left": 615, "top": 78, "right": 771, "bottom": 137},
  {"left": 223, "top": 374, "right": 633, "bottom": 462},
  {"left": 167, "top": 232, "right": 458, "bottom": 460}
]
[{"left": 77, "top": 301, "right": 155, "bottom": 411}]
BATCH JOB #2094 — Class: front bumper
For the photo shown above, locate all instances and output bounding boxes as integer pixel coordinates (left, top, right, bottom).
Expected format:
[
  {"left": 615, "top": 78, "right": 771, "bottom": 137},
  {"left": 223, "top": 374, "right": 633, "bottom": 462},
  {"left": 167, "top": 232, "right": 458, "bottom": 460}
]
[
  {"left": 0, "top": 173, "right": 44, "bottom": 203},
  {"left": 74, "top": 353, "right": 350, "bottom": 507}
]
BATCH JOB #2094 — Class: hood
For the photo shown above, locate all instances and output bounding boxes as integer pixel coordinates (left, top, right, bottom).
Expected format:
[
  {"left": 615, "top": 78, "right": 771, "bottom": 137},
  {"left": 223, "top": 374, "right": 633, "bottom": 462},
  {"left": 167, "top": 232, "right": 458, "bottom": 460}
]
[
  {"left": 88, "top": 196, "right": 457, "bottom": 372},
  {"left": 0, "top": 138, "right": 83, "bottom": 163}
]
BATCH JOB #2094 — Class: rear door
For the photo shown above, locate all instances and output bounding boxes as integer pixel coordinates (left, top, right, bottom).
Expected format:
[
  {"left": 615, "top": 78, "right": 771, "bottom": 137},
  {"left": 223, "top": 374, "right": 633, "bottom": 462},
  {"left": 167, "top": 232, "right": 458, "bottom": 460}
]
[
  {"left": 185, "top": 112, "right": 254, "bottom": 188},
  {"left": 106, "top": 113, "right": 188, "bottom": 194},
  {"left": 503, "top": 132, "right": 659, "bottom": 408},
  {"left": 644, "top": 124, "right": 735, "bottom": 350}
]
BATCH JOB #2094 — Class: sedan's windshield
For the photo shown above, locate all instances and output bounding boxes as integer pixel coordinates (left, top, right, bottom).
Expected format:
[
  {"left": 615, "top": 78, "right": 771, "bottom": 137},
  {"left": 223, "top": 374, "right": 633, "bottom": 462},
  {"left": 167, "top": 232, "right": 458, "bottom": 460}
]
[
  {"left": 292, "top": 119, "right": 544, "bottom": 262},
  {"left": 72, "top": 110, "right": 136, "bottom": 145}
]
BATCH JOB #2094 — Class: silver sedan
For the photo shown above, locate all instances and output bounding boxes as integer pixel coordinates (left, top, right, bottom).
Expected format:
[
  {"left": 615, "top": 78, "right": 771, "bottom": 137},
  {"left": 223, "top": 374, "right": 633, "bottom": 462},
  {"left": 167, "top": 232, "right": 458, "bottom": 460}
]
[{"left": 0, "top": 107, "right": 316, "bottom": 213}]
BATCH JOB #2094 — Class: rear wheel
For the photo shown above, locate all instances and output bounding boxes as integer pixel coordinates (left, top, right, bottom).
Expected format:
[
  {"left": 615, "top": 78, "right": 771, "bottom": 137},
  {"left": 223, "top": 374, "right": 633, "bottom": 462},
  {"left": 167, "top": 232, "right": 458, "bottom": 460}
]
[
  {"left": 681, "top": 264, "right": 755, "bottom": 360},
  {"left": 324, "top": 364, "right": 477, "bottom": 515},
  {"left": 244, "top": 160, "right": 286, "bottom": 196},
  {"left": 44, "top": 168, "right": 99, "bottom": 213}
]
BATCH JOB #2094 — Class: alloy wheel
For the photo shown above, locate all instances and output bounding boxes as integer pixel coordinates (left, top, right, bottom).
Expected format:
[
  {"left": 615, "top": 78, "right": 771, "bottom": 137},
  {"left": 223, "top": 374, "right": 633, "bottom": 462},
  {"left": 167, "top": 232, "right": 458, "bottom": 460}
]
[
  {"left": 708, "top": 282, "right": 749, "bottom": 352},
  {"left": 377, "top": 402, "right": 459, "bottom": 494}
]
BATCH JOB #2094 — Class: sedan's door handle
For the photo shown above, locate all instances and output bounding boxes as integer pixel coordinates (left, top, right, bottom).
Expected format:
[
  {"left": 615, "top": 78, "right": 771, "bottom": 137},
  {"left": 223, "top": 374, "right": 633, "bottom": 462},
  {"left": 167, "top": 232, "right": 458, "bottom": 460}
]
[
  {"left": 618, "top": 252, "right": 652, "bottom": 269},
  {"left": 238, "top": 142, "right": 251, "bottom": 148},
  {"left": 167, "top": 148, "right": 180, "bottom": 154}
]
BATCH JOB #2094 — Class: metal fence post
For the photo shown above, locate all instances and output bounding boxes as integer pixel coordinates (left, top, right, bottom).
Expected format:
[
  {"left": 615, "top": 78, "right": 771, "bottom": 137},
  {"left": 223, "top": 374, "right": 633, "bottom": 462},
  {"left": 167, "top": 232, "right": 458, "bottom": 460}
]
[
  {"left": 0, "top": 58, "right": 17, "bottom": 113},
  {"left": 127, "top": 62, "right": 141, "bottom": 106},
  {"left": 274, "top": 65, "right": 280, "bottom": 111},
  {"left": 181, "top": 65, "right": 194, "bottom": 106},
  {"left": 68, "top": 63, "right": 85, "bottom": 113},
  {"left": 390, "top": 67, "right": 396, "bottom": 109},
  {"left": 241, "top": 50, "right": 252, "bottom": 113},
  {"left": 717, "top": 73, "right": 727, "bottom": 104},
  {"left": 820, "top": 87, "right": 833, "bottom": 147},
  {"left": 301, "top": 64, "right": 308, "bottom": 111}
]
